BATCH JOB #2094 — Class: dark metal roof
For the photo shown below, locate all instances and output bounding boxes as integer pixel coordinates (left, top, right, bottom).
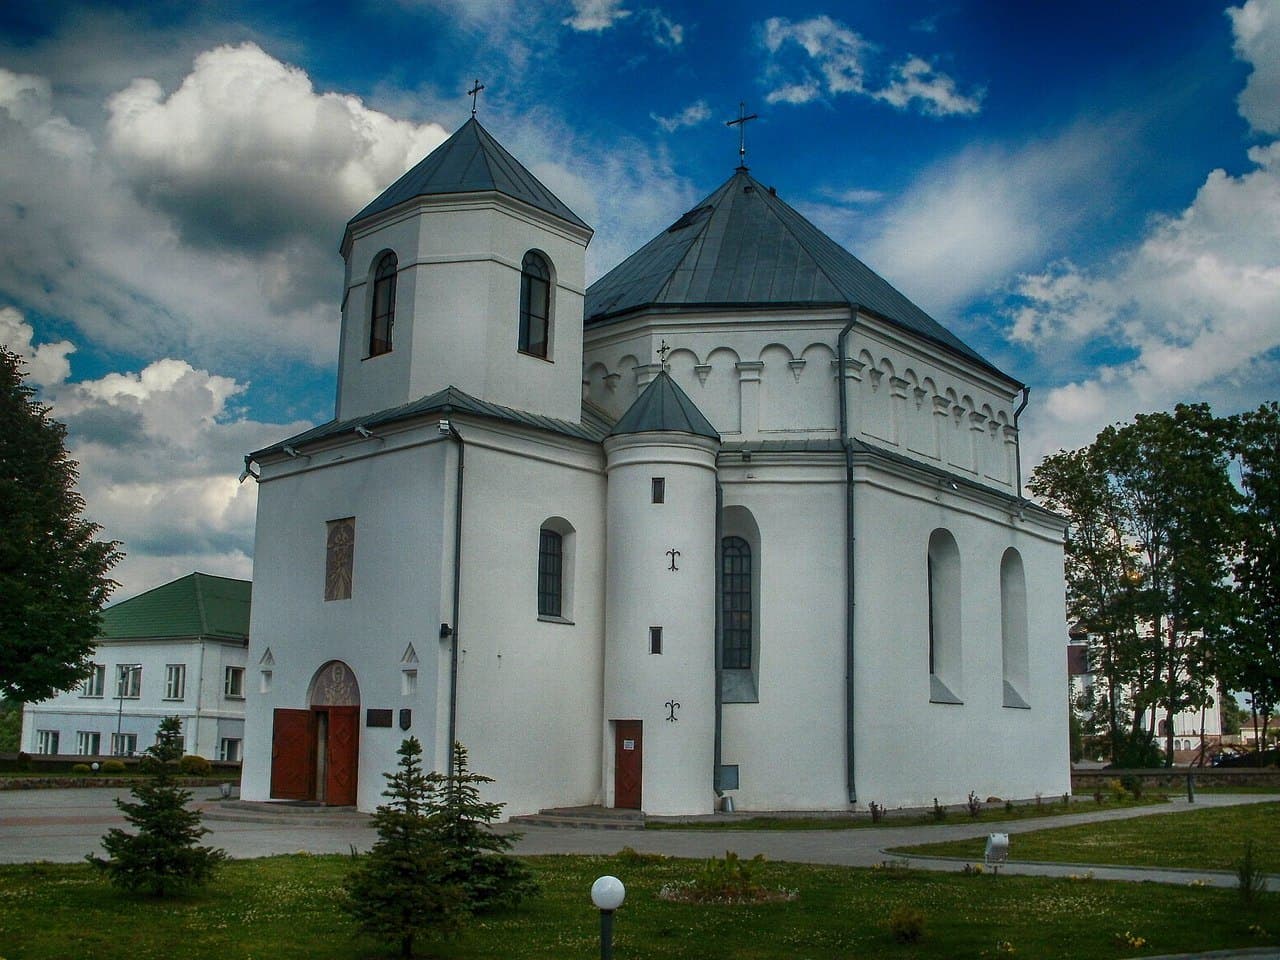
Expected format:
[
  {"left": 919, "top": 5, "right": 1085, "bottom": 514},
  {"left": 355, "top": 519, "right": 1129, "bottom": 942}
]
[
  {"left": 608, "top": 371, "right": 720, "bottom": 440},
  {"left": 346, "top": 117, "right": 590, "bottom": 236},
  {"left": 101, "top": 573, "right": 251, "bottom": 641},
  {"left": 585, "top": 169, "right": 1011, "bottom": 382},
  {"left": 252, "top": 386, "right": 613, "bottom": 459}
]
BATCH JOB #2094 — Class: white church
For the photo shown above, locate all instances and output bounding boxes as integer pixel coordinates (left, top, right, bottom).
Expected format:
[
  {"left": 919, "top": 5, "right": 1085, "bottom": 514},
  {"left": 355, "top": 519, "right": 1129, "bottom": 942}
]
[{"left": 239, "top": 116, "right": 1070, "bottom": 816}]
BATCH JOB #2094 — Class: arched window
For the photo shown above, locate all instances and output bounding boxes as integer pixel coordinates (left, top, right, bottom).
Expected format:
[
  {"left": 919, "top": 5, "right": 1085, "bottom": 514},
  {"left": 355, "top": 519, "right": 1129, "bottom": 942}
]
[
  {"left": 518, "top": 251, "right": 551, "bottom": 359},
  {"left": 722, "top": 536, "right": 752, "bottom": 670},
  {"left": 1000, "top": 547, "right": 1030, "bottom": 708},
  {"left": 927, "top": 528, "right": 962, "bottom": 703},
  {"left": 538, "top": 528, "right": 563, "bottom": 617},
  {"left": 536, "top": 517, "right": 576, "bottom": 620},
  {"left": 369, "top": 251, "right": 397, "bottom": 356}
]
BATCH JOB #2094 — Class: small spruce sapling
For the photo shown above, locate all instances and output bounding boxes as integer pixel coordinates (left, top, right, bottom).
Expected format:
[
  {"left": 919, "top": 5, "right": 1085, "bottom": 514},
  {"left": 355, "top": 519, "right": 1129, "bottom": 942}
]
[
  {"left": 345, "top": 737, "right": 463, "bottom": 958},
  {"left": 87, "top": 716, "right": 226, "bottom": 896},
  {"left": 424, "top": 742, "right": 538, "bottom": 912}
]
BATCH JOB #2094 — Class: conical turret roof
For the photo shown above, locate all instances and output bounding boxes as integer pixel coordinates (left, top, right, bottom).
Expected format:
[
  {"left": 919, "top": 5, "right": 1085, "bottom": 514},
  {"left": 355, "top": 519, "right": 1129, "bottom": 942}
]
[
  {"left": 585, "top": 168, "right": 1007, "bottom": 380},
  {"left": 346, "top": 117, "right": 590, "bottom": 236},
  {"left": 608, "top": 370, "right": 719, "bottom": 440}
]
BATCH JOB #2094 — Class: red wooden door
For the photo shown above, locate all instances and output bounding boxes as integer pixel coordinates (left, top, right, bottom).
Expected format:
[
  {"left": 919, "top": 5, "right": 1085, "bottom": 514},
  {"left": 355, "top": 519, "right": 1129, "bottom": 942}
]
[
  {"left": 270, "top": 709, "right": 315, "bottom": 800},
  {"left": 614, "top": 720, "right": 642, "bottom": 810},
  {"left": 325, "top": 705, "right": 359, "bottom": 806}
]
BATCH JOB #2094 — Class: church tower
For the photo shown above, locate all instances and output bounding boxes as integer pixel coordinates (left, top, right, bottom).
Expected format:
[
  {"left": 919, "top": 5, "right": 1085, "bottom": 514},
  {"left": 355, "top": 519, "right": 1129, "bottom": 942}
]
[
  {"left": 335, "top": 119, "right": 593, "bottom": 423},
  {"left": 602, "top": 372, "right": 721, "bottom": 815}
]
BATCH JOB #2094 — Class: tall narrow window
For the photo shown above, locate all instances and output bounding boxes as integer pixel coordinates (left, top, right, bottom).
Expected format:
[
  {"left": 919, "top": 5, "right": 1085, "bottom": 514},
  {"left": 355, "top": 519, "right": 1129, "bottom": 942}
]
[
  {"left": 164, "top": 664, "right": 186, "bottom": 701},
  {"left": 369, "top": 251, "right": 397, "bottom": 356},
  {"left": 722, "top": 536, "right": 752, "bottom": 670},
  {"left": 116, "top": 664, "right": 142, "bottom": 698},
  {"left": 518, "top": 251, "right": 551, "bottom": 359},
  {"left": 649, "top": 626, "right": 663, "bottom": 655},
  {"left": 1000, "top": 547, "right": 1030, "bottom": 708},
  {"left": 325, "top": 517, "right": 355, "bottom": 600},
  {"left": 81, "top": 663, "right": 105, "bottom": 698},
  {"left": 927, "top": 528, "right": 962, "bottom": 704},
  {"left": 537, "top": 528, "right": 563, "bottom": 617},
  {"left": 651, "top": 477, "right": 665, "bottom": 504}
]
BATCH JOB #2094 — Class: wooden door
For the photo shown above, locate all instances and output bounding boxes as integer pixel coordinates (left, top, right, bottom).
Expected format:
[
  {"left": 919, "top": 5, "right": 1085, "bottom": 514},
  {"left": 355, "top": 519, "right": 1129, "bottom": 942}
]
[
  {"left": 270, "top": 708, "right": 315, "bottom": 800},
  {"left": 325, "top": 705, "right": 359, "bottom": 806},
  {"left": 614, "top": 720, "right": 642, "bottom": 810}
]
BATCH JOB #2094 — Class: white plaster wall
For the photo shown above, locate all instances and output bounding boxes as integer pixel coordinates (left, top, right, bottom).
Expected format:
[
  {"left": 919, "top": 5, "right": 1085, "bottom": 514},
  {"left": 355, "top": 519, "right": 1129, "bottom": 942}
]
[
  {"left": 339, "top": 197, "right": 589, "bottom": 425},
  {"left": 717, "top": 460, "right": 850, "bottom": 810},
  {"left": 583, "top": 311, "right": 1022, "bottom": 493},
  {"left": 850, "top": 466, "right": 1070, "bottom": 807},
  {"left": 450, "top": 424, "right": 607, "bottom": 818},
  {"left": 241, "top": 432, "right": 450, "bottom": 810},
  {"left": 21, "top": 638, "right": 246, "bottom": 758},
  {"left": 603, "top": 434, "right": 719, "bottom": 816}
]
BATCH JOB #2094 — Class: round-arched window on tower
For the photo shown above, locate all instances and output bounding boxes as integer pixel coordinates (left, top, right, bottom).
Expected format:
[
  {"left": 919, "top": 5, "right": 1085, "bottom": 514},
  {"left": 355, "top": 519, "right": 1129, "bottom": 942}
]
[
  {"left": 518, "top": 251, "right": 552, "bottom": 359},
  {"left": 369, "top": 251, "right": 397, "bottom": 356}
]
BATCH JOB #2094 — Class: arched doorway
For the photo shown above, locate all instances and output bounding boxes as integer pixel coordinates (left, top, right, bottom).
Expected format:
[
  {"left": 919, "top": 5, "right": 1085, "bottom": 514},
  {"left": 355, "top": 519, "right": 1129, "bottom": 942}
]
[{"left": 269, "top": 660, "right": 360, "bottom": 806}]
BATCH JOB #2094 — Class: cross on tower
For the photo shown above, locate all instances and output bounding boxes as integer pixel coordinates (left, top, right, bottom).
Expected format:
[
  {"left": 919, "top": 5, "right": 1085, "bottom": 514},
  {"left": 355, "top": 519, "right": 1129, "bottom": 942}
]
[
  {"left": 725, "top": 101, "right": 759, "bottom": 170},
  {"left": 657, "top": 339, "right": 671, "bottom": 365},
  {"left": 467, "top": 78, "right": 485, "bottom": 118}
]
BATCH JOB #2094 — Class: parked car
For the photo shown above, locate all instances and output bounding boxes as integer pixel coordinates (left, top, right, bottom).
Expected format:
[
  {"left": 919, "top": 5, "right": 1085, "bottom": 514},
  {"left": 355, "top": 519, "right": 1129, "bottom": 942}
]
[{"left": 1212, "top": 747, "right": 1279, "bottom": 767}]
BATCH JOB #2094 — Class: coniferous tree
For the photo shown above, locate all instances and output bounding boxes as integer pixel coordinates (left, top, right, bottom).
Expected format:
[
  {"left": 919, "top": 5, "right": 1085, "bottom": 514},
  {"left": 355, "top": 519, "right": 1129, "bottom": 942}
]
[
  {"left": 88, "top": 716, "right": 226, "bottom": 895},
  {"left": 424, "top": 741, "right": 538, "bottom": 912},
  {"left": 345, "top": 737, "right": 463, "bottom": 958},
  {"left": 0, "top": 347, "right": 121, "bottom": 702}
]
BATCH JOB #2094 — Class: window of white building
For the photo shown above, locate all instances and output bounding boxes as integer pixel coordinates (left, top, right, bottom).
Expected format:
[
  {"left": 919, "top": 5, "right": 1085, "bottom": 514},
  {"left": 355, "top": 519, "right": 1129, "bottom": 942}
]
[
  {"left": 224, "top": 666, "right": 245, "bottom": 699},
  {"left": 219, "top": 738, "right": 242, "bottom": 762},
  {"left": 111, "top": 732, "right": 138, "bottom": 756},
  {"left": 116, "top": 664, "right": 142, "bottom": 698},
  {"left": 76, "top": 731, "right": 101, "bottom": 756},
  {"left": 36, "top": 730, "right": 59, "bottom": 754},
  {"left": 164, "top": 664, "right": 186, "bottom": 701},
  {"left": 81, "top": 663, "right": 105, "bottom": 698}
]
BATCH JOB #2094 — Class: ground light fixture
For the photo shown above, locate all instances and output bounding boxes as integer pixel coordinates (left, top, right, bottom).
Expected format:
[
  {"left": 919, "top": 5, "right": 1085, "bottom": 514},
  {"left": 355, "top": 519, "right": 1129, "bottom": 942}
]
[
  {"left": 985, "top": 832, "right": 1009, "bottom": 873},
  {"left": 590, "top": 875, "right": 626, "bottom": 960}
]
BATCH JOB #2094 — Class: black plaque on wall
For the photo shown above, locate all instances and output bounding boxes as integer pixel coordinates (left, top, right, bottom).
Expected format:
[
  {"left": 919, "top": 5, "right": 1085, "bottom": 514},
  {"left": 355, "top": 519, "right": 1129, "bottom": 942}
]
[{"left": 366, "top": 709, "right": 393, "bottom": 728}]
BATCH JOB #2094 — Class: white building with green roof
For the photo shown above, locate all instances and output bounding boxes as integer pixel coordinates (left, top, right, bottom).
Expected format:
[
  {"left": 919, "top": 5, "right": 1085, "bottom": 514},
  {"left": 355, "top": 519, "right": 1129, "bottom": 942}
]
[
  {"left": 21, "top": 573, "right": 251, "bottom": 761},
  {"left": 240, "top": 117, "right": 1069, "bottom": 816}
]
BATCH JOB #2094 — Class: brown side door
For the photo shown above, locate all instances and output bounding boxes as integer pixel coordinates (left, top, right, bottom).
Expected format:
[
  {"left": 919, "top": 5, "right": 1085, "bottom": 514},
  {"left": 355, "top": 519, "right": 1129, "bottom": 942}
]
[
  {"left": 614, "top": 720, "right": 643, "bottom": 810},
  {"left": 325, "top": 705, "right": 360, "bottom": 806},
  {"left": 270, "top": 708, "right": 315, "bottom": 800}
]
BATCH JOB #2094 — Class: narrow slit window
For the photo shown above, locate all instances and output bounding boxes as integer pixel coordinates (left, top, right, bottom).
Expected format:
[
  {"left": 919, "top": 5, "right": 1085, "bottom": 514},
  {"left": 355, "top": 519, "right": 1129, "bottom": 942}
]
[
  {"left": 369, "top": 252, "right": 397, "bottom": 356},
  {"left": 518, "top": 252, "right": 552, "bottom": 358},
  {"left": 649, "top": 626, "right": 663, "bottom": 655},
  {"left": 651, "top": 477, "right": 665, "bottom": 503},
  {"left": 537, "top": 528, "right": 563, "bottom": 617}
]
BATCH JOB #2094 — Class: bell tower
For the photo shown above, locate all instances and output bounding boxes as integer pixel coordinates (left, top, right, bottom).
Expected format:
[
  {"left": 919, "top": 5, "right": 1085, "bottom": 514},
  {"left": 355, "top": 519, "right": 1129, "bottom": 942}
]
[{"left": 335, "top": 118, "right": 593, "bottom": 424}]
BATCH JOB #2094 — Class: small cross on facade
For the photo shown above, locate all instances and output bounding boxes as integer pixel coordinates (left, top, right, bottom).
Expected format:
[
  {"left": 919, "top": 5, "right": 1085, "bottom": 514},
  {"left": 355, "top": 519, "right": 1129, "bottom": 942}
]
[
  {"left": 725, "top": 101, "right": 759, "bottom": 170},
  {"left": 657, "top": 339, "right": 670, "bottom": 365},
  {"left": 467, "top": 79, "right": 485, "bottom": 117}
]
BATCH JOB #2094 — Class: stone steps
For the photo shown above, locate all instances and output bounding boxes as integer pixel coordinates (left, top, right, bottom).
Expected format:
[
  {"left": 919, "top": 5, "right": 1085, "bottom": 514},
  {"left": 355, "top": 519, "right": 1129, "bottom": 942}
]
[
  {"left": 200, "top": 799, "right": 370, "bottom": 826},
  {"left": 508, "top": 805, "right": 645, "bottom": 830}
]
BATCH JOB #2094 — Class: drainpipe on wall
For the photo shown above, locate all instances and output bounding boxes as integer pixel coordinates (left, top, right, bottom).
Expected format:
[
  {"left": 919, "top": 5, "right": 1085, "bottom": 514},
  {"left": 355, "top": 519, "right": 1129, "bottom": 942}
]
[
  {"left": 837, "top": 308, "right": 861, "bottom": 806},
  {"left": 713, "top": 479, "right": 724, "bottom": 798},
  {"left": 442, "top": 417, "right": 465, "bottom": 776},
  {"left": 1012, "top": 387, "right": 1031, "bottom": 499}
]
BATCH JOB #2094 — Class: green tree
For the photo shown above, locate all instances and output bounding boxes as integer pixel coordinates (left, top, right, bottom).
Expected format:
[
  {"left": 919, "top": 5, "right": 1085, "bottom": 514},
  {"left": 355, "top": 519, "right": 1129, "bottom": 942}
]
[
  {"left": 345, "top": 737, "right": 463, "bottom": 958},
  {"left": 1223, "top": 402, "right": 1280, "bottom": 755},
  {"left": 425, "top": 742, "right": 538, "bottom": 913},
  {"left": 0, "top": 347, "right": 121, "bottom": 702},
  {"left": 87, "top": 716, "right": 226, "bottom": 895},
  {"left": 0, "top": 698, "right": 21, "bottom": 752}
]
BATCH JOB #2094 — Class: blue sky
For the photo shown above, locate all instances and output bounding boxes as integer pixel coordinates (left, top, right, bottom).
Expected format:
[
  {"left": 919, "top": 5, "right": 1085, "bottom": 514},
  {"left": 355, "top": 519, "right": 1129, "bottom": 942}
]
[{"left": 1, "top": 0, "right": 1277, "bottom": 599}]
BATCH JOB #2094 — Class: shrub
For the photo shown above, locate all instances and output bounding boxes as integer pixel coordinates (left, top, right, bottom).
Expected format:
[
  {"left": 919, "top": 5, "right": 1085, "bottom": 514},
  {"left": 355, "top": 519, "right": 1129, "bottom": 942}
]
[
  {"left": 967, "top": 791, "right": 982, "bottom": 817},
  {"left": 422, "top": 742, "right": 538, "bottom": 913},
  {"left": 869, "top": 801, "right": 884, "bottom": 823},
  {"left": 87, "top": 716, "right": 226, "bottom": 896},
  {"left": 1120, "top": 774, "right": 1144, "bottom": 800},
  {"left": 71, "top": 763, "right": 92, "bottom": 774},
  {"left": 16, "top": 751, "right": 31, "bottom": 772},
  {"left": 658, "top": 851, "right": 797, "bottom": 904},
  {"left": 888, "top": 904, "right": 926, "bottom": 943},
  {"left": 101, "top": 759, "right": 127, "bottom": 774},
  {"left": 179, "top": 754, "right": 212, "bottom": 776},
  {"left": 615, "top": 846, "right": 667, "bottom": 867},
  {"left": 1237, "top": 840, "right": 1266, "bottom": 907},
  {"left": 345, "top": 737, "right": 463, "bottom": 958},
  {"left": 931, "top": 798, "right": 946, "bottom": 822}
]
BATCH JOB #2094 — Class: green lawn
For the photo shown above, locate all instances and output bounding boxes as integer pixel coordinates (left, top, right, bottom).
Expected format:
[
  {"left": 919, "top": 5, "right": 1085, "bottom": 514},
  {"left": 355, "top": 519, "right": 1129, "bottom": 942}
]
[
  {"left": 648, "top": 796, "right": 1166, "bottom": 831},
  {"left": 894, "top": 801, "right": 1280, "bottom": 873},
  {"left": 1, "top": 853, "right": 1275, "bottom": 959}
]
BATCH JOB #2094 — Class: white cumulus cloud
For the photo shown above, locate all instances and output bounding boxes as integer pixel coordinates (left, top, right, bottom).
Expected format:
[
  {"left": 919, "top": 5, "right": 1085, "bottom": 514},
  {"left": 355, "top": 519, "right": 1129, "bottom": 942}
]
[
  {"left": 564, "top": 0, "right": 631, "bottom": 32},
  {"left": 1229, "top": 0, "right": 1280, "bottom": 134},
  {"left": 760, "top": 15, "right": 981, "bottom": 116},
  {"left": 652, "top": 99, "right": 710, "bottom": 133}
]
